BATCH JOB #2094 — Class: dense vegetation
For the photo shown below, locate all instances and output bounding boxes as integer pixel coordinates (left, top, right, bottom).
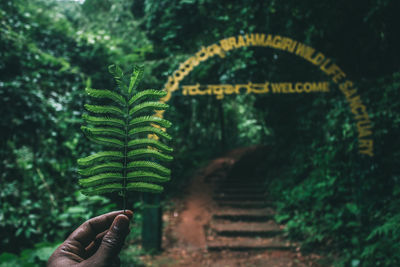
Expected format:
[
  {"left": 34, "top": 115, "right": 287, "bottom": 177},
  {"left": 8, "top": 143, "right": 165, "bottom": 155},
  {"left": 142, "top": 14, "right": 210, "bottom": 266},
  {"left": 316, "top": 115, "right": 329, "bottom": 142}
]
[{"left": 0, "top": 0, "right": 398, "bottom": 266}]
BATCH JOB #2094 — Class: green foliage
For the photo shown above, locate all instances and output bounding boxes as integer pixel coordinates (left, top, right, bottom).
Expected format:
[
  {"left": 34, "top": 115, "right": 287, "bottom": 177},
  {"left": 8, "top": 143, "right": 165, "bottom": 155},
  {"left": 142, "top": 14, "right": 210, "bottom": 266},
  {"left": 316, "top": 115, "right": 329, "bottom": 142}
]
[
  {"left": 1, "top": 1, "right": 399, "bottom": 266},
  {"left": 78, "top": 65, "right": 173, "bottom": 197},
  {"left": 0, "top": 242, "right": 61, "bottom": 267}
]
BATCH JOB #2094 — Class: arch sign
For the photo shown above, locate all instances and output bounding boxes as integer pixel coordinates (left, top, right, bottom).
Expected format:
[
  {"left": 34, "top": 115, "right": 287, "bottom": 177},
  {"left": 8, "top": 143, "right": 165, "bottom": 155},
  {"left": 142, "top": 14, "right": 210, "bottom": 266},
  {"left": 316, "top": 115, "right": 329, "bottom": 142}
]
[{"left": 158, "top": 33, "right": 374, "bottom": 157}]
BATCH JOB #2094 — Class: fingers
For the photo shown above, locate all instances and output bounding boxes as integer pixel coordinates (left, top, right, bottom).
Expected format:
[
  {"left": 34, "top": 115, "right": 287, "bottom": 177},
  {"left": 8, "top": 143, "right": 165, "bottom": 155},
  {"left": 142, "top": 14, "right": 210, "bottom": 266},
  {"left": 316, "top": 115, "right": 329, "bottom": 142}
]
[
  {"left": 87, "top": 214, "right": 131, "bottom": 266},
  {"left": 69, "top": 210, "right": 133, "bottom": 248},
  {"left": 84, "top": 229, "right": 107, "bottom": 258}
]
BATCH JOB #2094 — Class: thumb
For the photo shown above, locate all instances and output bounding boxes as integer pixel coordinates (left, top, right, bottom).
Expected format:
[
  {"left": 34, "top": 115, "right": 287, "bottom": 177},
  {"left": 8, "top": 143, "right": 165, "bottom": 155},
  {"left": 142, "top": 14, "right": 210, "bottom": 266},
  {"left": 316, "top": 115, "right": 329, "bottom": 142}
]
[{"left": 89, "top": 214, "right": 130, "bottom": 266}]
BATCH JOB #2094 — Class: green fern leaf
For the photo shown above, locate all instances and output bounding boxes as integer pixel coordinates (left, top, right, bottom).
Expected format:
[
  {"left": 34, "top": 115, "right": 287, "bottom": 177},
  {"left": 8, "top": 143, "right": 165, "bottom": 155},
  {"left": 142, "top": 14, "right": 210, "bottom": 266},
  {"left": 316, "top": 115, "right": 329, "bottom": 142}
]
[
  {"left": 79, "top": 162, "right": 123, "bottom": 176},
  {"left": 127, "top": 148, "right": 173, "bottom": 161},
  {"left": 126, "top": 171, "right": 170, "bottom": 183},
  {"left": 128, "top": 126, "right": 172, "bottom": 140},
  {"left": 78, "top": 151, "right": 124, "bottom": 166},
  {"left": 128, "top": 65, "right": 144, "bottom": 94},
  {"left": 81, "top": 182, "right": 163, "bottom": 196},
  {"left": 85, "top": 88, "right": 126, "bottom": 106},
  {"left": 81, "top": 127, "right": 124, "bottom": 147},
  {"left": 78, "top": 64, "right": 173, "bottom": 203},
  {"left": 126, "top": 182, "right": 163, "bottom": 193},
  {"left": 129, "top": 102, "right": 169, "bottom": 116},
  {"left": 79, "top": 173, "right": 123, "bottom": 187},
  {"left": 84, "top": 135, "right": 124, "bottom": 148},
  {"left": 108, "top": 64, "right": 128, "bottom": 93},
  {"left": 85, "top": 104, "right": 124, "bottom": 116},
  {"left": 127, "top": 138, "right": 173, "bottom": 152},
  {"left": 128, "top": 89, "right": 167, "bottom": 105},
  {"left": 81, "top": 126, "right": 125, "bottom": 139},
  {"left": 129, "top": 116, "right": 172, "bottom": 128},
  {"left": 82, "top": 114, "right": 125, "bottom": 128},
  {"left": 127, "top": 161, "right": 171, "bottom": 176}
]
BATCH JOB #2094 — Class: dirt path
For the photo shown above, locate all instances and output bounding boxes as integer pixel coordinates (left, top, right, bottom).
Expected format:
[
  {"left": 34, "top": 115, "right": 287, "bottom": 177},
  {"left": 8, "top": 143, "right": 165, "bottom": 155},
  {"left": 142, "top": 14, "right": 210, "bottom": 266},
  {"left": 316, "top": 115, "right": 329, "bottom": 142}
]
[{"left": 140, "top": 148, "right": 325, "bottom": 267}]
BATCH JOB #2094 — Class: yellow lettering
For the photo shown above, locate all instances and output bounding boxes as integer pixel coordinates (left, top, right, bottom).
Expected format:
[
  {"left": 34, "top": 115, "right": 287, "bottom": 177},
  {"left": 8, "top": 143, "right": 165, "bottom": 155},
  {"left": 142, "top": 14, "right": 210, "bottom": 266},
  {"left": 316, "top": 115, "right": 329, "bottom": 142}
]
[
  {"left": 282, "top": 38, "right": 297, "bottom": 53},
  {"left": 332, "top": 71, "right": 346, "bottom": 83},
  {"left": 271, "top": 83, "right": 281, "bottom": 93},
  {"left": 165, "top": 76, "right": 178, "bottom": 92},
  {"left": 320, "top": 58, "right": 332, "bottom": 74},
  {"left": 208, "top": 85, "right": 224, "bottom": 99},
  {"left": 272, "top": 35, "right": 282, "bottom": 49},
  {"left": 357, "top": 121, "right": 372, "bottom": 138},
  {"left": 304, "top": 82, "right": 312, "bottom": 93},
  {"left": 220, "top": 38, "right": 232, "bottom": 51},
  {"left": 250, "top": 82, "right": 269, "bottom": 93},
  {"left": 359, "top": 139, "right": 373, "bottom": 156},
  {"left": 228, "top": 37, "right": 237, "bottom": 49},
  {"left": 235, "top": 84, "right": 251, "bottom": 94},
  {"left": 348, "top": 95, "right": 363, "bottom": 115},
  {"left": 207, "top": 44, "right": 225, "bottom": 58},
  {"left": 295, "top": 83, "right": 303, "bottom": 92},
  {"left": 311, "top": 52, "right": 325, "bottom": 66},
  {"left": 254, "top": 34, "right": 266, "bottom": 46},
  {"left": 264, "top": 34, "right": 274, "bottom": 47},
  {"left": 303, "top": 46, "right": 316, "bottom": 62},
  {"left": 195, "top": 46, "right": 209, "bottom": 62},
  {"left": 236, "top": 35, "right": 246, "bottom": 48},
  {"left": 295, "top": 42, "right": 306, "bottom": 56},
  {"left": 222, "top": 84, "right": 236, "bottom": 95},
  {"left": 245, "top": 34, "right": 255, "bottom": 46},
  {"left": 287, "top": 83, "right": 295, "bottom": 93},
  {"left": 182, "top": 83, "right": 200, "bottom": 95}
]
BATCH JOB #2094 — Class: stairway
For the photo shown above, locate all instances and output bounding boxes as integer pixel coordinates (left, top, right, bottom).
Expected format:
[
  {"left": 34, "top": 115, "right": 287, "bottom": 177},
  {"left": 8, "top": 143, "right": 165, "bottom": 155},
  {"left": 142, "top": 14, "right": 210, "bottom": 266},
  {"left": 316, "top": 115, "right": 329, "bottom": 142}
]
[{"left": 205, "top": 173, "right": 294, "bottom": 252}]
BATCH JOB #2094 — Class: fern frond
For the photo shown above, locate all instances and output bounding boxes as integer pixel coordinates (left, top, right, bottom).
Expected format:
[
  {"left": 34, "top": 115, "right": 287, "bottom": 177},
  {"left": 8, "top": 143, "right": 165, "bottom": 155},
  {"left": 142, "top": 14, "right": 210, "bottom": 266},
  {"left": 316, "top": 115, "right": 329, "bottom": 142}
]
[
  {"left": 128, "top": 65, "right": 144, "bottom": 94},
  {"left": 78, "top": 151, "right": 124, "bottom": 166},
  {"left": 81, "top": 182, "right": 163, "bottom": 196},
  {"left": 81, "top": 127, "right": 124, "bottom": 147},
  {"left": 128, "top": 89, "right": 167, "bottom": 105},
  {"left": 81, "top": 126, "right": 125, "bottom": 139},
  {"left": 127, "top": 161, "right": 171, "bottom": 176},
  {"left": 78, "top": 162, "right": 123, "bottom": 176},
  {"left": 126, "top": 171, "right": 170, "bottom": 183},
  {"left": 129, "top": 116, "right": 172, "bottom": 128},
  {"left": 83, "top": 114, "right": 125, "bottom": 128},
  {"left": 85, "top": 88, "right": 126, "bottom": 106},
  {"left": 126, "top": 182, "right": 163, "bottom": 193},
  {"left": 128, "top": 126, "right": 172, "bottom": 140},
  {"left": 79, "top": 172, "right": 123, "bottom": 187},
  {"left": 127, "top": 148, "right": 173, "bottom": 162},
  {"left": 129, "top": 102, "right": 169, "bottom": 116},
  {"left": 78, "top": 64, "right": 172, "bottom": 200},
  {"left": 85, "top": 104, "right": 124, "bottom": 117},
  {"left": 127, "top": 138, "right": 173, "bottom": 153},
  {"left": 84, "top": 135, "right": 124, "bottom": 148},
  {"left": 108, "top": 64, "right": 129, "bottom": 93},
  {"left": 79, "top": 171, "right": 169, "bottom": 188}
]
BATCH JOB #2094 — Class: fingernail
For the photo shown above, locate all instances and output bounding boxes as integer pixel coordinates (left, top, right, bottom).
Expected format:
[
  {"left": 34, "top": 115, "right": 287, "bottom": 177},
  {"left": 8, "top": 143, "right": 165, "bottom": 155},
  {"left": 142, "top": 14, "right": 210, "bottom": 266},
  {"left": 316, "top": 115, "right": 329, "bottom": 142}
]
[{"left": 113, "top": 215, "right": 129, "bottom": 233}]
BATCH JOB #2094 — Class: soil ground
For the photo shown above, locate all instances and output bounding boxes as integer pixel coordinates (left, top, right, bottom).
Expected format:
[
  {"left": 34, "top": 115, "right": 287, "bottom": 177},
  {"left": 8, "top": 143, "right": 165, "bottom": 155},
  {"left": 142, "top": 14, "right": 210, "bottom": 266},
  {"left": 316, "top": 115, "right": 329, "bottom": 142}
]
[{"left": 140, "top": 148, "right": 327, "bottom": 267}]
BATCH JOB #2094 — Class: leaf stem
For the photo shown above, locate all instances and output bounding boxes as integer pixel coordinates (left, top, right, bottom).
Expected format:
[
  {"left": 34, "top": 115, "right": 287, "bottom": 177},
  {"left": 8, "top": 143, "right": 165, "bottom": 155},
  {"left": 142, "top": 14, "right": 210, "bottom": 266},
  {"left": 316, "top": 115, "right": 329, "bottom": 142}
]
[{"left": 123, "top": 90, "right": 129, "bottom": 212}]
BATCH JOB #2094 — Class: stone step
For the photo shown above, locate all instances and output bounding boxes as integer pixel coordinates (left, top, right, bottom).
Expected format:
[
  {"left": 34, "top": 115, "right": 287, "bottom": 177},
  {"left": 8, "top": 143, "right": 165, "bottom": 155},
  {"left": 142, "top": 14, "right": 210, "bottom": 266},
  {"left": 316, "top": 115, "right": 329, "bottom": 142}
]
[
  {"left": 213, "top": 194, "right": 266, "bottom": 202},
  {"left": 211, "top": 221, "right": 284, "bottom": 237},
  {"left": 213, "top": 208, "right": 274, "bottom": 221},
  {"left": 217, "top": 200, "right": 271, "bottom": 209},
  {"left": 206, "top": 236, "right": 293, "bottom": 251}
]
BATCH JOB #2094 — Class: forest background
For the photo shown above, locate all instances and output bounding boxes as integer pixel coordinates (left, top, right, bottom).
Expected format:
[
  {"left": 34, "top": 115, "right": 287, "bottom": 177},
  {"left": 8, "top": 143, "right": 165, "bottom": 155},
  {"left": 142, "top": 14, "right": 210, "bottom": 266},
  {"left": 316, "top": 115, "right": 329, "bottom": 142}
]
[{"left": 0, "top": 0, "right": 399, "bottom": 266}]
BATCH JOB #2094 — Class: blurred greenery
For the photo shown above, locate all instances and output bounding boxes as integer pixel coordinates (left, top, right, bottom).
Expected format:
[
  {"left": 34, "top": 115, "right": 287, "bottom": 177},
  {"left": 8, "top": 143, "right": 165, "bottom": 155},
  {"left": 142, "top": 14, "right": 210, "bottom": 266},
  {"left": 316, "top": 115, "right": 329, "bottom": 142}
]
[{"left": 0, "top": 0, "right": 399, "bottom": 266}]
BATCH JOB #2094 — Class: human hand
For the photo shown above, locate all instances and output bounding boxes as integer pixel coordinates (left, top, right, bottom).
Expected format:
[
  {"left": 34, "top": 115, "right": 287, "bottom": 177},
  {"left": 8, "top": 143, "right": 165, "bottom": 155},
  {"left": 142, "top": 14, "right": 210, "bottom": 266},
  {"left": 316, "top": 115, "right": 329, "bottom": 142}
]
[{"left": 48, "top": 210, "right": 133, "bottom": 267}]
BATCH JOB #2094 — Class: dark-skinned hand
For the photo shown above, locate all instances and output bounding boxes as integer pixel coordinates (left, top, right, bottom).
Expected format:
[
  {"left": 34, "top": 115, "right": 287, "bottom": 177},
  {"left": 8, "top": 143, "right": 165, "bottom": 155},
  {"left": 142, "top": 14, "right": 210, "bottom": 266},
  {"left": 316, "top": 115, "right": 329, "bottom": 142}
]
[{"left": 47, "top": 210, "right": 133, "bottom": 267}]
